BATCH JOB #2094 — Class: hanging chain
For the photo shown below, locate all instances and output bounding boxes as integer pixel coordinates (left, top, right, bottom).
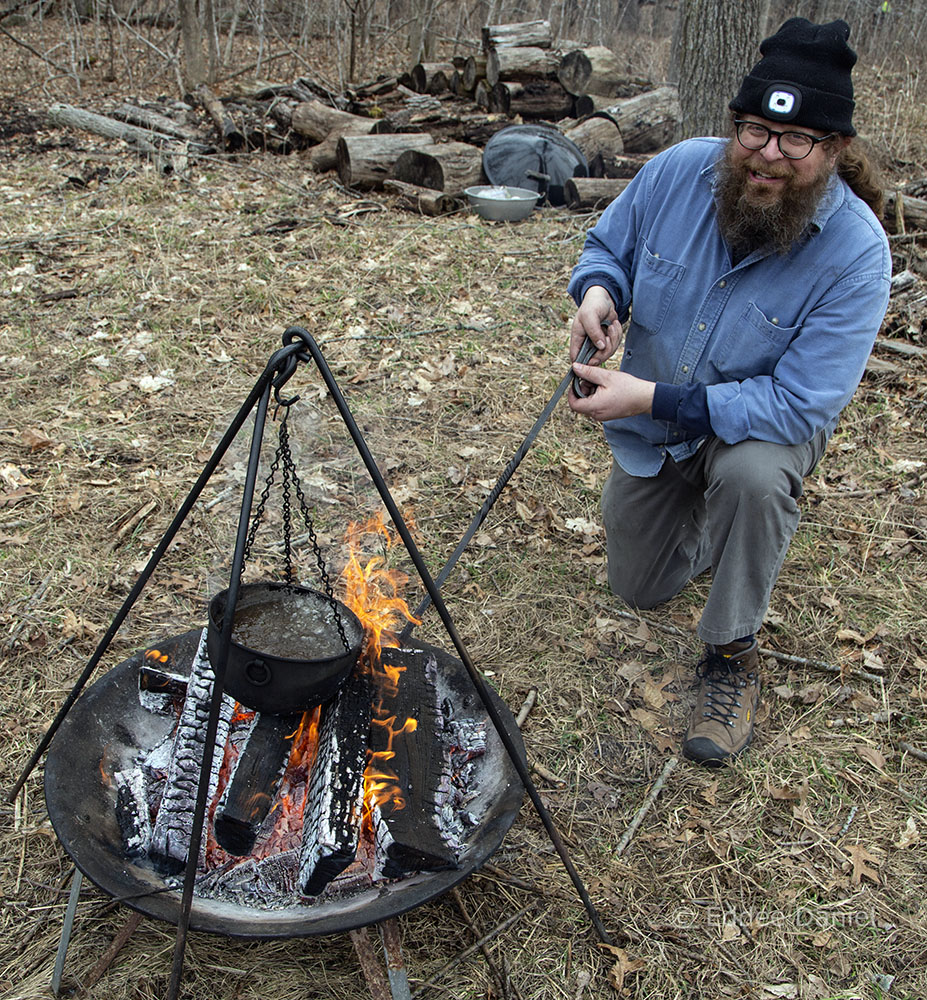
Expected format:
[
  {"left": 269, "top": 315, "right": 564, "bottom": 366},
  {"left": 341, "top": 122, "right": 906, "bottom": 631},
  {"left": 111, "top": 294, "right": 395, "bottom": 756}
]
[{"left": 239, "top": 403, "right": 350, "bottom": 654}]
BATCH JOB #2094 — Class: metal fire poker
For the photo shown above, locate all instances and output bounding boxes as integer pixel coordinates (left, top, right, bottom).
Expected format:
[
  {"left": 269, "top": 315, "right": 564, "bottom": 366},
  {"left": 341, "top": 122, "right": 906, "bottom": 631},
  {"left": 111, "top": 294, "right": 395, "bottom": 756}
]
[{"left": 10, "top": 326, "right": 611, "bottom": 1000}]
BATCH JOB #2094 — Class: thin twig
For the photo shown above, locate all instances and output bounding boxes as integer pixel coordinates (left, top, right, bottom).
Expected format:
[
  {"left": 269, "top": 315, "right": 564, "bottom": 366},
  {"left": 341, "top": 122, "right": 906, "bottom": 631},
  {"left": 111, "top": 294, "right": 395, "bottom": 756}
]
[
  {"left": 896, "top": 739, "right": 927, "bottom": 763},
  {"left": 837, "top": 805, "right": 859, "bottom": 838},
  {"left": 77, "top": 909, "right": 144, "bottom": 995},
  {"left": 615, "top": 756, "right": 678, "bottom": 857},
  {"left": 531, "top": 760, "right": 566, "bottom": 787},
  {"left": 410, "top": 902, "right": 537, "bottom": 998},
  {"left": 478, "top": 864, "right": 575, "bottom": 903},
  {"left": 606, "top": 608, "right": 886, "bottom": 682},
  {"left": 450, "top": 887, "right": 513, "bottom": 1000},
  {"left": 826, "top": 709, "right": 896, "bottom": 728},
  {"left": 515, "top": 688, "right": 538, "bottom": 729}
]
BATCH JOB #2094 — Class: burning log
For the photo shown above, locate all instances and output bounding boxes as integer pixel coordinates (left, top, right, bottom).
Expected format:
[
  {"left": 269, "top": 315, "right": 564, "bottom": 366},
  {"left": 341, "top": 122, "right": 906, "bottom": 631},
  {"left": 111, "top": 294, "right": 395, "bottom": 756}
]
[
  {"left": 138, "top": 654, "right": 188, "bottom": 714},
  {"left": 298, "top": 667, "right": 373, "bottom": 896},
  {"left": 336, "top": 133, "right": 436, "bottom": 190},
  {"left": 114, "top": 767, "right": 152, "bottom": 857},
  {"left": 368, "top": 650, "right": 462, "bottom": 879},
  {"left": 148, "top": 630, "right": 236, "bottom": 874},
  {"left": 213, "top": 711, "right": 302, "bottom": 856},
  {"left": 389, "top": 141, "right": 485, "bottom": 195}
]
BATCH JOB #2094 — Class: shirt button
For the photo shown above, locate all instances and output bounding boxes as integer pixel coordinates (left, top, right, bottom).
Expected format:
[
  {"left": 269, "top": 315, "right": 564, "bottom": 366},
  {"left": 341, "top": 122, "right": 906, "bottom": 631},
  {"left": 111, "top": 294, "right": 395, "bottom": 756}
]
[
  {"left": 772, "top": 317, "right": 779, "bottom": 325},
  {"left": 682, "top": 365, "right": 689, "bottom": 373},
  {"left": 719, "top": 280, "right": 727, "bottom": 288},
  {"left": 653, "top": 252, "right": 660, "bottom": 258},
  {"left": 698, "top": 322, "right": 706, "bottom": 331}
]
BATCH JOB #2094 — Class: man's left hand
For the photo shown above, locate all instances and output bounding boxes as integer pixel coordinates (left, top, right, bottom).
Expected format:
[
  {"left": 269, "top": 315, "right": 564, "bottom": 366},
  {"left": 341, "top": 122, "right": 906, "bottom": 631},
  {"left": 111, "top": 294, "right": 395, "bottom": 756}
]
[{"left": 569, "top": 363, "right": 656, "bottom": 421}]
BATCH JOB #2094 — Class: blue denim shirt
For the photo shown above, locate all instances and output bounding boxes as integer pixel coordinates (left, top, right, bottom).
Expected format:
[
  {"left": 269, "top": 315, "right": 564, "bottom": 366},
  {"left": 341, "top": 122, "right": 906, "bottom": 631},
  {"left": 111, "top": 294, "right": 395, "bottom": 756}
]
[{"left": 567, "top": 137, "right": 891, "bottom": 476}]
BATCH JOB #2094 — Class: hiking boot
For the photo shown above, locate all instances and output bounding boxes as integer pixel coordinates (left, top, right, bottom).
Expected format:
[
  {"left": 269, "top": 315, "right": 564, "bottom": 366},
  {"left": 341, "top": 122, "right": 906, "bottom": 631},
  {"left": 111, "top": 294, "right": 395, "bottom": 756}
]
[{"left": 682, "top": 639, "right": 760, "bottom": 767}]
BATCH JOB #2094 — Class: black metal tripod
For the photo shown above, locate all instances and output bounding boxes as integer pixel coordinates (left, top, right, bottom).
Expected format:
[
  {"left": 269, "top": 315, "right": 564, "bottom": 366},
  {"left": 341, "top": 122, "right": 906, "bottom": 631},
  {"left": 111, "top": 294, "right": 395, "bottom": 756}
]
[{"left": 9, "top": 327, "right": 611, "bottom": 999}]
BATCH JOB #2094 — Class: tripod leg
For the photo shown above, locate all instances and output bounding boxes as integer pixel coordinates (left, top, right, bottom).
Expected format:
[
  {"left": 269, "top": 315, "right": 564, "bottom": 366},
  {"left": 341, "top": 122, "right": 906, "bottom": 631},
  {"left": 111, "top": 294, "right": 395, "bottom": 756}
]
[{"left": 51, "top": 867, "right": 83, "bottom": 996}]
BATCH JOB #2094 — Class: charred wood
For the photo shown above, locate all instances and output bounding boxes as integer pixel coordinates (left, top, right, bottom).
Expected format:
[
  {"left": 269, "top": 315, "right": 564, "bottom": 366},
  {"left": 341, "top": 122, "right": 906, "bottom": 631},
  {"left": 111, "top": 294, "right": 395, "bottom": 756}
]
[
  {"left": 482, "top": 19, "right": 552, "bottom": 51},
  {"left": 486, "top": 46, "right": 560, "bottom": 88},
  {"left": 390, "top": 141, "right": 485, "bottom": 195},
  {"left": 148, "top": 630, "right": 236, "bottom": 875},
  {"left": 138, "top": 660, "right": 188, "bottom": 714},
  {"left": 336, "top": 133, "right": 436, "bottom": 190},
  {"left": 114, "top": 767, "right": 152, "bottom": 857},
  {"left": 214, "top": 711, "right": 302, "bottom": 856},
  {"left": 298, "top": 668, "right": 373, "bottom": 896}
]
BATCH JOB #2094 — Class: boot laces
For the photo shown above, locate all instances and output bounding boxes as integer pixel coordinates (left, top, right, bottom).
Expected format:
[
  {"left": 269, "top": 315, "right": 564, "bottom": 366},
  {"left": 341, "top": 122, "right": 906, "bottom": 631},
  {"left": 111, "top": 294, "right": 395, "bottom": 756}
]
[{"left": 695, "top": 651, "right": 756, "bottom": 728}]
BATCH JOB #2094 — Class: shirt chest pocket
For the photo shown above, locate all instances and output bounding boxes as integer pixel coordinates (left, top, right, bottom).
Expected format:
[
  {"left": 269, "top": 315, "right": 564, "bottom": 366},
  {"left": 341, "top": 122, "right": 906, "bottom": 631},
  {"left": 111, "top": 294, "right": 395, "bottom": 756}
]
[
  {"left": 629, "top": 243, "right": 685, "bottom": 335},
  {"left": 712, "top": 301, "right": 799, "bottom": 380}
]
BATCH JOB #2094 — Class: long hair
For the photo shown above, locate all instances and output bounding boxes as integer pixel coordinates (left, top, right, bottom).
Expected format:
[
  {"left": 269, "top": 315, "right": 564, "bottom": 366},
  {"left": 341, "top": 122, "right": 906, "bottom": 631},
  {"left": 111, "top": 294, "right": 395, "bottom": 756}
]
[{"left": 837, "top": 141, "right": 885, "bottom": 218}]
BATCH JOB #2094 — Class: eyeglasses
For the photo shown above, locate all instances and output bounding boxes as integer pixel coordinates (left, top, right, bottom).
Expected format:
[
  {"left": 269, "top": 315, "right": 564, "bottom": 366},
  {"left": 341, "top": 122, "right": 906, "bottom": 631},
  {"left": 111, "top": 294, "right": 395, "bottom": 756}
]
[{"left": 733, "top": 119, "right": 837, "bottom": 160}]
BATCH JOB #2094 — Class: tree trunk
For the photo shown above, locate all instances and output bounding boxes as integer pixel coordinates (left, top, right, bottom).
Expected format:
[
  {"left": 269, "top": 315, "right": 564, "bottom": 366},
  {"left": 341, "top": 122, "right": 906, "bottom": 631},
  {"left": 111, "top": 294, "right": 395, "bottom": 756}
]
[
  {"left": 390, "top": 141, "right": 485, "bottom": 194},
  {"left": 488, "top": 80, "right": 573, "bottom": 119},
  {"left": 383, "top": 179, "right": 458, "bottom": 215},
  {"left": 291, "top": 100, "right": 377, "bottom": 142},
  {"left": 410, "top": 62, "right": 455, "bottom": 94},
  {"left": 561, "top": 114, "right": 624, "bottom": 162},
  {"left": 177, "top": 0, "right": 206, "bottom": 90},
  {"left": 482, "top": 20, "right": 553, "bottom": 51},
  {"left": 598, "top": 86, "right": 681, "bottom": 153},
  {"left": 558, "top": 46, "right": 627, "bottom": 97},
  {"left": 674, "top": 0, "right": 769, "bottom": 139},
  {"left": 486, "top": 47, "right": 560, "bottom": 88},
  {"left": 564, "top": 176, "right": 632, "bottom": 211},
  {"left": 336, "top": 133, "right": 436, "bottom": 190}
]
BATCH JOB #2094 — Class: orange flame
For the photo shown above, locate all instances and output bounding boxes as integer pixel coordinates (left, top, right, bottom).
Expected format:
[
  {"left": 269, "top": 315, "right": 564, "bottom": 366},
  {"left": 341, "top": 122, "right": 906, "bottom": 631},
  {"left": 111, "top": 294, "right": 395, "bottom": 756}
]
[{"left": 341, "top": 514, "right": 420, "bottom": 819}]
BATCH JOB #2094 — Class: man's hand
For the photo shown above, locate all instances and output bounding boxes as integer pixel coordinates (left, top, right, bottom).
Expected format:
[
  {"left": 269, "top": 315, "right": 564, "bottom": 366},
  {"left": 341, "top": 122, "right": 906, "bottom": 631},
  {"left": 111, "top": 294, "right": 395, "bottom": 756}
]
[
  {"left": 568, "top": 363, "right": 655, "bottom": 422},
  {"left": 570, "top": 285, "right": 622, "bottom": 364}
]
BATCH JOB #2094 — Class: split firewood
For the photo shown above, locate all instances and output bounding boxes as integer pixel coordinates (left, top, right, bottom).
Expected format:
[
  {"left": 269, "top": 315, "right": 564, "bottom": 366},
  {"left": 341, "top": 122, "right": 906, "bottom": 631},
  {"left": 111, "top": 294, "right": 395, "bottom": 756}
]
[
  {"left": 337, "top": 133, "right": 436, "bottom": 190},
  {"left": 390, "top": 140, "right": 485, "bottom": 195},
  {"left": 383, "top": 179, "right": 459, "bottom": 216},
  {"left": 486, "top": 46, "right": 560, "bottom": 88},
  {"left": 564, "top": 177, "right": 631, "bottom": 211},
  {"left": 194, "top": 83, "right": 245, "bottom": 151},
  {"left": 482, "top": 19, "right": 552, "bottom": 51}
]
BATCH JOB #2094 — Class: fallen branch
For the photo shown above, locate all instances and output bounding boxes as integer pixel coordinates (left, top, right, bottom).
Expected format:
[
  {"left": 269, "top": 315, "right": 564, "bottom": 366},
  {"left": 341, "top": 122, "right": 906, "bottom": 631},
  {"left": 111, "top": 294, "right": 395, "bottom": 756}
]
[
  {"left": 76, "top": 909, "right": 144, "bottom": 995},
  {"left": 515, "top": 687, "right": 538, "bottom": 728},
  {"left": 826, "top": 709, "right": 896, "bottom": 728},
  {"left": 451, "top": 887, "right": 514, "bottom": 1000},
  {"left": 0, "top": 25, "right": 73, "bottom": 76},
  {"left": 615, "top": 756, "right": 678, "bottom": 857},
  {"left": 896, "top": 739, "right": 927, "bottom": 763}
]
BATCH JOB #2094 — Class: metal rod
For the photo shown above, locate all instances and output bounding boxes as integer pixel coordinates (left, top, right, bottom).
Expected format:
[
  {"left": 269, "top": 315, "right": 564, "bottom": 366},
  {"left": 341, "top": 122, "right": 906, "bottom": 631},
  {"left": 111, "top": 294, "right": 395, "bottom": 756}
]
[
  {"left": 7, "top": 356, "right": 285, "bottom": 803},
  {"left": 378, "top": 918, "right": 413, "bottom": 1000},
  {"left": 166, "top": 380, "right": 275, "bottom": 1000},
  {"left": 282, "top": 327, "right": 613, "bottom": 946},
  {"left": 400, "top": 337, "right": 596, "bottom": 639},
  {"left": 51, "top": 868, "right": 82, "bottom": 996}
]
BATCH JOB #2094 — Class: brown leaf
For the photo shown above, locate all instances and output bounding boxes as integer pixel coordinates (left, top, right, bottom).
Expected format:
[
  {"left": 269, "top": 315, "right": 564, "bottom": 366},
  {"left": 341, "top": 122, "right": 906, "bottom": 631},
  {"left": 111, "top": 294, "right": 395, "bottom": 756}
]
[
  {"left": 598, "top": 944, "right": 646, "bottom": 994},
  {"left": 629, "top": 707, "right": 659, "bottom": 732},
  {"left": 21, "top": 427, "right": 55, "bottom": 450},
  {"left": 845, "top": 843, "right": 881, "bottom": 885},
  {"left": 854, "top": 744, "right": 887, "bottom": 771}
]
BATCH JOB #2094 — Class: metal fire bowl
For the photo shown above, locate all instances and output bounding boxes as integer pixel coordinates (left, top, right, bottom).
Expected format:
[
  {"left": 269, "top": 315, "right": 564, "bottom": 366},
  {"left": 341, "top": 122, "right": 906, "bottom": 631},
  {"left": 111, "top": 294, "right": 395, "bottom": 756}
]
[
  {"left": 44, "top": 630, "right": 526, "bottom": 938},
  {"left": 208, "top": 582, "right": 364, "bottom": 714}
]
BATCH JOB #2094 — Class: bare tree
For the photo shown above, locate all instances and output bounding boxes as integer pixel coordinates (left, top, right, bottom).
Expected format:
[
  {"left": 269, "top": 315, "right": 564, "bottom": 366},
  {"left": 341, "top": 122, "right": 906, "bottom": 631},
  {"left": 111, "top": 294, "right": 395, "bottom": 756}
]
[{"left": 673, "top": 0, "right": 769, "bottom": 138}]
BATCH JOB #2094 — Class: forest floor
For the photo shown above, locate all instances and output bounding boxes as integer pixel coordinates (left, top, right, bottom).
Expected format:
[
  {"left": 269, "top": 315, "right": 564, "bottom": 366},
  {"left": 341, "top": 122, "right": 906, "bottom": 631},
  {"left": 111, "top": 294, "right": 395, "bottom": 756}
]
[{"left": 3, "top": 17, "right": 927, "bottom": 1000}]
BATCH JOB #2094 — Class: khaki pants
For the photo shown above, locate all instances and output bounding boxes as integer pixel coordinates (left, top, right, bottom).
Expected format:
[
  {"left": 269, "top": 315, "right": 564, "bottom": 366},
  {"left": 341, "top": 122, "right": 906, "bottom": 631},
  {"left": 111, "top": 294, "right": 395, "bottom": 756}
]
[{"left": 600, "top": 431, "right": 829, "bottom": 645}]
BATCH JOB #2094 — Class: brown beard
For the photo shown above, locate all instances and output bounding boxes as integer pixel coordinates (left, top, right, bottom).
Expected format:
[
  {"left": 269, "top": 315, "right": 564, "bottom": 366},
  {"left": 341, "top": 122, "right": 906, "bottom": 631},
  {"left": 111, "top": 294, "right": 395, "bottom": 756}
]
[{"left": 714, "top": 140, "right": 834, "bottom": 258}]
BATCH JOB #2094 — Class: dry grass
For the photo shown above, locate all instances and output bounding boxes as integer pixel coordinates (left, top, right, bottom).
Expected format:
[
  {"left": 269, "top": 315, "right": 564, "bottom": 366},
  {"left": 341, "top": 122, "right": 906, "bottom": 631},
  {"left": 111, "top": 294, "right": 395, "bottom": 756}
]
[{"left": 3, "top": 18, "right": 927, "bottom": 1000}]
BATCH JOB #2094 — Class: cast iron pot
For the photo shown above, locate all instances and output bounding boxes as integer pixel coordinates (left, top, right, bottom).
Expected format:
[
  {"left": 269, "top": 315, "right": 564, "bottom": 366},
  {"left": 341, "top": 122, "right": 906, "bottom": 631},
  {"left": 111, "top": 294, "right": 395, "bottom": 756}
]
[{"left": 207, "top": 582, "right": 364, "bottom": 713}]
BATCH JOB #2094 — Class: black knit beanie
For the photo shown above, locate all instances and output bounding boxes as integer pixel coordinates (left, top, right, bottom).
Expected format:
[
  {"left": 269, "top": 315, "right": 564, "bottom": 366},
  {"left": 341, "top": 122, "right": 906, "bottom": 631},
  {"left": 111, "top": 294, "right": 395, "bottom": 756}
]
[{"left": 729, "top": 17, "right": 857, "bottom": 136}]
